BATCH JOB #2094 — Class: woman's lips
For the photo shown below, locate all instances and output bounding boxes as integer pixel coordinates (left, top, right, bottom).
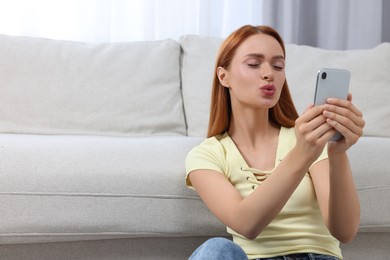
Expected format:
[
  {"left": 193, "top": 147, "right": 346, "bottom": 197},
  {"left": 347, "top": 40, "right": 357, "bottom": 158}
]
[{"left": 260, "top": 84, "right": 276, "bottom": 96}]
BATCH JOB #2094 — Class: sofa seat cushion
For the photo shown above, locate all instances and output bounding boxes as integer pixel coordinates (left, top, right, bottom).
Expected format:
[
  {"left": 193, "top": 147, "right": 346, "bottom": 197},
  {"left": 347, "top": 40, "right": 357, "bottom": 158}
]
[
  {"left": 348, "top": 137, "right": 390, "bottom": 232},
  {"left": 0, "top": 134, "right": 225, "bottom": 244},
  {"left": 1, "top": 134, "right": 388, "bottom": 245},
  {"left": 0, "top": 35, "right": 186, "bottom": 136}
]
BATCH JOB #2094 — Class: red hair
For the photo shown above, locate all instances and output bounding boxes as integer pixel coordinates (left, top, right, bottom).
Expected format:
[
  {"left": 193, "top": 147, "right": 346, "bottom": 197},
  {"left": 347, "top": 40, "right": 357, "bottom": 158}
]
[{"left": 207, "top": 25, "right": 299, "bottom": 138}]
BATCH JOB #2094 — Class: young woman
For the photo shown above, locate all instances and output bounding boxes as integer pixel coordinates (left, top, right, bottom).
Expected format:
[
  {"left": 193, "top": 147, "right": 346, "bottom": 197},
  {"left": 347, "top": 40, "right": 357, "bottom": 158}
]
[{"left": 185, "top": 25, "right": 365, "bottom": 260}]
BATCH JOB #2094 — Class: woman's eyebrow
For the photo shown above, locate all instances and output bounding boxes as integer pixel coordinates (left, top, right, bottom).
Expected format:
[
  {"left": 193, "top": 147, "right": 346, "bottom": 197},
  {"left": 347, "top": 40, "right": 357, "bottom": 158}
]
[
  {"left": 244, "top": 53, "right": 285, "bottom": 60},
  {"left": 272, "top": 55, "right": 285, "bottom": 60}
]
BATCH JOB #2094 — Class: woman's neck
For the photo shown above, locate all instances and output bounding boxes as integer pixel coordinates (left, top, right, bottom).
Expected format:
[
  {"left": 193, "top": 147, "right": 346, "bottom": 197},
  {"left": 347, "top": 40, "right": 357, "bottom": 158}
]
[{"left": 228, "top": 108, "right": 279, "bottom": 148}]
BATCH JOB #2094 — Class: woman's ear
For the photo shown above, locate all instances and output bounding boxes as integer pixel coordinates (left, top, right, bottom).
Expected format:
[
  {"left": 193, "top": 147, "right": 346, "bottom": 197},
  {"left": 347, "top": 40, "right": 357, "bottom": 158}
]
[{"left": 217, "top": 67, "right": 229, "bottom": 88}]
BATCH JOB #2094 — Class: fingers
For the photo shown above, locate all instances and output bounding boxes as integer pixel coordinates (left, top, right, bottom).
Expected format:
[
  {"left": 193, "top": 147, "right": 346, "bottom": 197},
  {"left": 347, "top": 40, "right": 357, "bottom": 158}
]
[
  {"left": 324, "top": 98, "right": 365, "bottom": 128},
  {"left": 323, "top": 96, "right": 365, "bottom": 143},
  {"left": 326, "top": 94, "right": 363, "bottom": 119},
  {"left": 299, "top": 105, "right": 323, "bottom": 123},
  {"left": 296, "top": 106, "right": 335, "bottom": 143},
  {"left": 323, "top": 109, "right": 363, "bottom": 139},
  {"left": 294, "top": 105, "right": 335, "bottom": 160}
]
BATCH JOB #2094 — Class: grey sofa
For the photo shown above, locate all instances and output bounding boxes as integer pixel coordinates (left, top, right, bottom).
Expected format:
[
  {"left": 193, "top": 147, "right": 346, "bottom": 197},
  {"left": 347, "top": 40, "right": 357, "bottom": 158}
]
[{"left": 0, "top": 34, "right": 389, "bottom": 259}]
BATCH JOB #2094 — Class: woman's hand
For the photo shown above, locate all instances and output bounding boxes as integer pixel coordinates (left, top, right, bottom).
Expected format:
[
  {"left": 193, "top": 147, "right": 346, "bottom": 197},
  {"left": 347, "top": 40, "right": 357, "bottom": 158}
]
[
  {"left": 323, "top": 93, "right": 365, "bottom": 154},
  {"left": 295, "top": 104, "right": 335, "bottom": 162}
]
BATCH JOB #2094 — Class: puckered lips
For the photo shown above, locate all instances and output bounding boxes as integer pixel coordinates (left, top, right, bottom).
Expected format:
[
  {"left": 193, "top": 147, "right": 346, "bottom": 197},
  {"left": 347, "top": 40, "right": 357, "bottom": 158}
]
[{"left": 260, "top": 84, "right": 276, "bottom": 96}]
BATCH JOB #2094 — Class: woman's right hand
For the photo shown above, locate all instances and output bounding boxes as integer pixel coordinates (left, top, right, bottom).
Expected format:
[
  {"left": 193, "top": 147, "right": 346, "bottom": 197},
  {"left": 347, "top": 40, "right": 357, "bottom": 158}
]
[{"left": 294, "top": 104, "right": 335, "bottom": 162}]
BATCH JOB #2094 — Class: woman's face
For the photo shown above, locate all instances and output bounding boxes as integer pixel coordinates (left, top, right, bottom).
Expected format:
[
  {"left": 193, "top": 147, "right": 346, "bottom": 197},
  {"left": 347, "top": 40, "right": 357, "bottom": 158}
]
[{"left": 219, "top": 33, "right": 286, "bottom": 110}]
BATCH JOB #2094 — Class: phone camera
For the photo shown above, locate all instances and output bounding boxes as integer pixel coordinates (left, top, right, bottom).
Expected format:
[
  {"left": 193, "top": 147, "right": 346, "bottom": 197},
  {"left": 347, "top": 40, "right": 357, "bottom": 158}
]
[{"left": 321, "top": 72, "right": 327, "bottom": 79}]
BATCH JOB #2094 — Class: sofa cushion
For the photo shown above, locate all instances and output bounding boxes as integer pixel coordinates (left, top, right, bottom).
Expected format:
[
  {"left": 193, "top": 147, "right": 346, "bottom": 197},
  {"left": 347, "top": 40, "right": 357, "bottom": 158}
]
[
  {"left": 285, "top": 43, "right": 390, "bottom": 138},
  {"left": 347, "top": 137, "right": 390, "bottom": 232},
  {"left": 0, "top": 134, "right": 225, "bottom": 244},
  {"left": 180, "top": 35, "right": 223, "bottom": 137},
  {"left": 180, "top": 35, "right": 390, "bottom": 138},
  {"left": 0, "top": 135, "right": 387, "bottom": 245},
  {"left": 0, "top": 35, "right": 186, "bottom": 136}
]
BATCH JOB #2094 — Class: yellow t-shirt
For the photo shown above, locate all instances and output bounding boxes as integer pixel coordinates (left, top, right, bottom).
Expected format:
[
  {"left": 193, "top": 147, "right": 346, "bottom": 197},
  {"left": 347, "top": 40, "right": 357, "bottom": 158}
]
[{"left": 185, "top": 127, "right": 342, "bottom": 259}]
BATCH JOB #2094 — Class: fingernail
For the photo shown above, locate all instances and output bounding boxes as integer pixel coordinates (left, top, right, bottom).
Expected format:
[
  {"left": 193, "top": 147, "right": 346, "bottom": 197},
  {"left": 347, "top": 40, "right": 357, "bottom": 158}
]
[{"left": 323, "top": 111, "right": 331, "bottom": 116}]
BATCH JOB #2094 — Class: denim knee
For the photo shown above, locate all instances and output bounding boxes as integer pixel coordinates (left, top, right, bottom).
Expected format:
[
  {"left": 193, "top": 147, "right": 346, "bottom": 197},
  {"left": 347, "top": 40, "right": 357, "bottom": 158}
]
[{"left": 189, "top": 237, "right": 248, "bottom": 260}]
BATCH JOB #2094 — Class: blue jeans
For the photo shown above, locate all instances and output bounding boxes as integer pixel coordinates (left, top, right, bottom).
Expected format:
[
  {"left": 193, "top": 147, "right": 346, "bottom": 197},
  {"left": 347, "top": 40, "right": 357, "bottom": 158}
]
[
  {"left": 189, "top": 237, "right": 340, "bottom": 260},
  {"left": 189, "top": 237, "right": 248, "bottom": 260},
  {"left": 253, "top": 253, "right": 340, "bottom": 259}
]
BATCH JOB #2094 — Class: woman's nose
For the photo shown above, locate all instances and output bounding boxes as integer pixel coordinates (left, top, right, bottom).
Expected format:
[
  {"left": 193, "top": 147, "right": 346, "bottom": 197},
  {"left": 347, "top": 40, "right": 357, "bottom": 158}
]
[{"left": 260, "top": 63, "right": 274, "bottom": 81}]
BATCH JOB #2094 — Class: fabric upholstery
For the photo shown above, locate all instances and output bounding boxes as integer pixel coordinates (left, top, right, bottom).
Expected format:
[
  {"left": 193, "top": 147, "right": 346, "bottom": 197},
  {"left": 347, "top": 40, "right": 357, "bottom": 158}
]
[
  {"left": 0, "top": 34, "right": 388, "bottom": 260},
  {"left": 0, "top": 35, "right": 186, "bottom": 136},
  {"left": 0, "top": 234, "right": 389, "bottom": 260},
  {"left": 0, "top": 134, "right": 225, "bottom": 244},
  {"left": 180, "top": 35, "right": 390, "bottom": 138},
  {"left": 1, "top": 134, "right": 388, "bottom": 244},
  {"left": 347, "top": 137, "right": 390, "bottom": 232},
  {"left": 285, "top": 43, "right": 390, "bottom": 138},
  {"left": 180, "top": 35, "right": 223, "bottom": 137}
]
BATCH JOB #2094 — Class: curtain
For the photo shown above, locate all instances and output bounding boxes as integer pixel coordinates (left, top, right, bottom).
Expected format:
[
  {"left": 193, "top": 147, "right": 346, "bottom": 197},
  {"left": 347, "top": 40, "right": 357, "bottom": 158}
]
[
  {"left": 0, "top": 0, "right": 264, "bottom": 42},
  {"left": 262, "top": 0, "right": 390, "bottom": 50}
]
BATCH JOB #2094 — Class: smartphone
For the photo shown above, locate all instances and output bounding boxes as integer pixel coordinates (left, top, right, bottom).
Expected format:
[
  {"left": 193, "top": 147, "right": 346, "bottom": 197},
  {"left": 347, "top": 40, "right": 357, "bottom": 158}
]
[{"left": 314, "top": 68, "right": 350, "bottom": 141}]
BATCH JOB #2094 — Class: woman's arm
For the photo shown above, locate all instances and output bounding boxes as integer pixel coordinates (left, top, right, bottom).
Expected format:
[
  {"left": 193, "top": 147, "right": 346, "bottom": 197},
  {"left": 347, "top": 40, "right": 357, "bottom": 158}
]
[
  {"left": 311, "top": 93, "right": 365, "bottom": 243},
  {"left": 189, "top": 105, "right": 334, "bottom": 239},
  {"left": 310, "top": 156, "right": 360, "bottom": 243},
  {"left": 189, "top": 146, "right": 313, "bottom": 240}
]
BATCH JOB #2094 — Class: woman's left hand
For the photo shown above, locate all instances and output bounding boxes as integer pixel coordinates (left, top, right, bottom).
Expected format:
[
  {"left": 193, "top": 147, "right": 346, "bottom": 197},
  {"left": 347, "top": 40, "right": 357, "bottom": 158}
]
[{"left": 323, "top": 93, "right": 365, "bottom": 154}]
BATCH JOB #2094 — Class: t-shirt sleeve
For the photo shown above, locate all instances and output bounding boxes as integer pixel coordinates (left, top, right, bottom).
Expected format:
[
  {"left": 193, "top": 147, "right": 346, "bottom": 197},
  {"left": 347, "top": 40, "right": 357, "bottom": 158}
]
[{"left": 185, "top": 137, "right": 225, "bottom": 190}]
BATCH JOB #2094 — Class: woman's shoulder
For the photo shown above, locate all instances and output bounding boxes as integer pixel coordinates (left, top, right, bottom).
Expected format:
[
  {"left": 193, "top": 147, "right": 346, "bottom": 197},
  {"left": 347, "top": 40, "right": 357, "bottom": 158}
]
[
  {"left": 185, "top": 133, "right": 230, "bottom": 179},
  {"left": 187, "top": 133, "right": 229, "bottom": 157}
]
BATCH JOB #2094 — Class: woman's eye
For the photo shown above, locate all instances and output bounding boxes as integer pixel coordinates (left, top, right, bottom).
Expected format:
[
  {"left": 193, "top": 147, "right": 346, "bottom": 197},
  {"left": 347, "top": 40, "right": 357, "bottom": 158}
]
[
  {"left": 248, "top": 63, "right": 260, "bottom": 67},
  {"left": 273, "top": 66, "right": 283, "bottom": 70},
  {"left": 273, "top": 64, "right": 284, "bottom": 70}
]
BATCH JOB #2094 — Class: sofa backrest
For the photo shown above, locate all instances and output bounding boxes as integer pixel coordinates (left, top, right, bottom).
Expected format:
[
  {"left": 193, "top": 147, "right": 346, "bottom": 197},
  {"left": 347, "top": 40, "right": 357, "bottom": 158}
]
[
  {"left": 180, "top": 35, "right": 390, "bottom": 138},
  {"left": 1, "top": 34, "right": 389, "bottom": 138},
  {"left": 285, "top": 43, "right": 390, "bottom": 138},
  {"left": 0, "top": 35, "right": 186, "bottom": 136},
  {"left": 180, "top": 35, "right": 223, "bottom": 137}
]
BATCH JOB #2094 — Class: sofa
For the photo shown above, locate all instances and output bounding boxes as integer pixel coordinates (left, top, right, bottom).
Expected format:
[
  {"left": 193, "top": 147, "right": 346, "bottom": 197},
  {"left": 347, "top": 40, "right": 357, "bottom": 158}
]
[{"left": 0, "top": 33, "right": 389, "bottom": 260}]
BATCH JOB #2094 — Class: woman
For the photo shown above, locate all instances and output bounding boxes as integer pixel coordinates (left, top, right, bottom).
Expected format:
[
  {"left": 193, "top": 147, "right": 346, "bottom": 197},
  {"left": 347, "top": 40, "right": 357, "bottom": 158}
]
[{"left": 185, "top": 25, "right": 365, "bottom": 260}]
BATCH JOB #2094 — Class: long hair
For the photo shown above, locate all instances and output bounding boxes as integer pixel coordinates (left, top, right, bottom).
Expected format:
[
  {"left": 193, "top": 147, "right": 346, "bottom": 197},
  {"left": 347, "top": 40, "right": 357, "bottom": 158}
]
[{"left": 207, "top": 25, "right": 299, "bottom": 138}]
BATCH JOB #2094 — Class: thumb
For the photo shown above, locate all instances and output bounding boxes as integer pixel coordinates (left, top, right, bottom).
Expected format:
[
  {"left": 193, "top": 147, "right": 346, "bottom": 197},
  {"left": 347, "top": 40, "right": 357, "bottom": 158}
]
[{"left": 347, "top": 92, "right": 352, "bottom": 101}]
